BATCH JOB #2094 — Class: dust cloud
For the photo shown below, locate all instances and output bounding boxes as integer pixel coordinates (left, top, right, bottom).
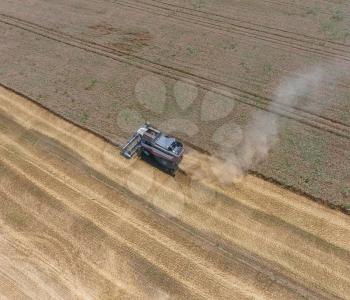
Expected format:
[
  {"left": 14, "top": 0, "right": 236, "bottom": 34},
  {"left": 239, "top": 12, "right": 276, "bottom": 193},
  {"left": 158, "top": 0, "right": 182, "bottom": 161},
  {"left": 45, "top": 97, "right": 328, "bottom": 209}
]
[{"left": 183, "top": 66, "right": 328, "bottom": 184}]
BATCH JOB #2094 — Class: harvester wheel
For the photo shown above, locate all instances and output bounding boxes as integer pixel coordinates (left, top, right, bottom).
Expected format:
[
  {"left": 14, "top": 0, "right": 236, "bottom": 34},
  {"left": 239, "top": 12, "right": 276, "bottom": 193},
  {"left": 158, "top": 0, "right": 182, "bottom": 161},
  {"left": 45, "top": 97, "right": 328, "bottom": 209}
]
[
  {"left": 168, "top": 168, "right": 176, "bottom": 177},
  {"left": 142, "top": 150, "right": 151, "bottom": 157}
]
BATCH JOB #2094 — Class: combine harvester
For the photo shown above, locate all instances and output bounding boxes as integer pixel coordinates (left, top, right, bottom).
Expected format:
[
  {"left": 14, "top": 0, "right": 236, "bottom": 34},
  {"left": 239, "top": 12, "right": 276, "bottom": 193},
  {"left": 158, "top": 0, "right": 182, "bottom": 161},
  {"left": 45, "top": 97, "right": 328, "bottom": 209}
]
[{"left": 121, "top": 123, "right": 184, "bottom": 175}]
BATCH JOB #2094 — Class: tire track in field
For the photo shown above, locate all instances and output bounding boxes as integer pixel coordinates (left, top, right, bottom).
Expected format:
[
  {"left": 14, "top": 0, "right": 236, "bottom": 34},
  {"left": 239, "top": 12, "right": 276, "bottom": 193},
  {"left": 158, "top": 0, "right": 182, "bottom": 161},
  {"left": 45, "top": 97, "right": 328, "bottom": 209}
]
[
  {"left": 111, "top": 0, "right": 350, "bottom": 110},
  {"left": 1, "top": 14, "right": 350, "bottom": 142},
  {"left": 0, "top": 86, "right": 349, "bottom": 299},
  {"left": 0, "top": 153, "right": 215, "bottom": 299},
  {"left": 113, "top": 0, "right": 350, "bottom": 61},
  {"left": 0, "top": 173, "right": 206, "bottom": 300},
  {"left": 0, "top": 130, "right": 277, "bottom": 300},
  {"left": 258, "top": 0, "right": 350, "bottom": 18},
  {"left": 0, "top": 192, "right": 143, "bottom": 300},
  {"left": 0, "top": 230, "right": 83, "bottom": 300},
  {"left": 135, "top": 0, "right": 350, "bottom": 47},
  {"left": 0, "top": 122, "right": 264, "bottom": 300},
  {"left": 2, "top": 187, "right": 265, "bottom": 300},
  {"left": 1, "top": 107, "right": 346, "bottom": 300},
  {"left": 0, "top": 104, "right": 313, "bottom": 300},
  {"left": 0, "top": 12, "right": 347, "bottom": 131},
  {"left": 0, "top": 102, "right": 274, "bottom": 299},
  {"left": 111, "top": 0, "right": 350, "bottom": 103}
]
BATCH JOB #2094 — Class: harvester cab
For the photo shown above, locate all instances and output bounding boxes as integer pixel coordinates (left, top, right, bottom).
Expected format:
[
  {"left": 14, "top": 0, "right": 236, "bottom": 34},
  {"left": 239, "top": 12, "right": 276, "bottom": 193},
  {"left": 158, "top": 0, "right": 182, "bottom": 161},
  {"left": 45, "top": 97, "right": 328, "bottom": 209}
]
[{"left": 121, "top": 124, "right": 184, "bottom": 175}]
